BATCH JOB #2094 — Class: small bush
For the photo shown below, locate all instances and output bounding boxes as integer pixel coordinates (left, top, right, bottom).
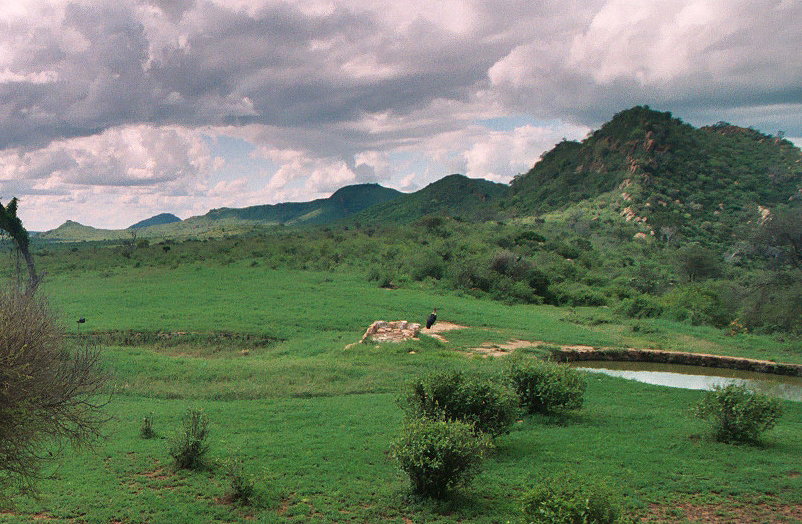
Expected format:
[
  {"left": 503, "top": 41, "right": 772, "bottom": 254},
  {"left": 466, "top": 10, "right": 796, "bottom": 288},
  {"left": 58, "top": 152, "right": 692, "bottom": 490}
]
[
  {"left": 505, "top": 359, "right": 586, "bottom": 414},
  {"left": 522, "top": 473, "right": 623, "bottom": 524},
  {"left": 695, "top": 384, "right": 782, "bottom": 444},
  {"left": 224, "top": 455, "right": 256, "bottom": 505},
  {"left": 140, "top": 413, "right": 156, "bottom": 439},
  {"left": 401, "top": 370, "right": 520, "bottom": 437},
  {"left": 391, "top": 417, "right": 484, "bottom": 498},
  {"left": 168, "top": 408, "right": 211, "bottom": 469}
]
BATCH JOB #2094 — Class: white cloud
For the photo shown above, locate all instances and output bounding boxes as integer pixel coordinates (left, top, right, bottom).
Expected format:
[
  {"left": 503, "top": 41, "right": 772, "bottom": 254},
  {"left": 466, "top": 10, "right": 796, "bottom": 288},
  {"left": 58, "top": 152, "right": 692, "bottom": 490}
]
[{"left": 0, "top": 0, "right": 798, "bottom": 230}]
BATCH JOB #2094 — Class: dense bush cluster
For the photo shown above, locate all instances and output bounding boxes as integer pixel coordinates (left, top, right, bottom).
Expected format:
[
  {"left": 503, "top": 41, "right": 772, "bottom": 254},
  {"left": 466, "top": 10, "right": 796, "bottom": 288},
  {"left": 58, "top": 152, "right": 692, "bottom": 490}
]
[
  {"left": 695, "top": 384, "right": 783, "bottom": 444},
  {"left": 400, "top": 370, "right": 520, "bottom": 438},
  {"left": 394, "top": 363, "right": 591, "bottom": 499},
  {"left": 505, "top": 359, "right": 587, "bottom": 414}
]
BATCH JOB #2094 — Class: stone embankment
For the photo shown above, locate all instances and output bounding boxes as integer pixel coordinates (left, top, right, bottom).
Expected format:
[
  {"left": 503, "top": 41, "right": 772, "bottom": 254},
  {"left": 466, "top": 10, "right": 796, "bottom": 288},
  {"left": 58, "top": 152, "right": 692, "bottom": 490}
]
[{"left": 555, "top": 347, "right": 802, "bottom": 377}]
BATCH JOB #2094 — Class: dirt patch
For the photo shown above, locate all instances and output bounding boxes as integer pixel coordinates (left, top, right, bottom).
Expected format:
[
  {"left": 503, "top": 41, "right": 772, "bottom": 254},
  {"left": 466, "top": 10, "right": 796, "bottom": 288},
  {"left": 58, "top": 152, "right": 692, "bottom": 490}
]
[
  {"left": 472, "top": 340, "right": 541, "bottom": 357},
  {"left": 421, "top": 321, "right": 468, "bottom": 343},
  {"left": 643, "top": 498, "right": 802, "bottom": 523},
  {"left": 422, "top": 321, "right": 467, "bottom": 334}
]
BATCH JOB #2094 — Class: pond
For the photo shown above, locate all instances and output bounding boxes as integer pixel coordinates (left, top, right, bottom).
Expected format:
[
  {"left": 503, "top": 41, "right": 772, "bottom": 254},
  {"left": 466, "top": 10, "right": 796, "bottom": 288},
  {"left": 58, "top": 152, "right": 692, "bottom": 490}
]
[{"left": 572, "top": 361, "right": 802, "bottom": 402}]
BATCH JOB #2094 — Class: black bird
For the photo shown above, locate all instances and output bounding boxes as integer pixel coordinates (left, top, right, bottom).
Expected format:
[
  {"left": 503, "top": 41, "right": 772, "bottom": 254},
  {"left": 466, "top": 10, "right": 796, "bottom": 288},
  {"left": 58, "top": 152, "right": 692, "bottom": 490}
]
[
  {"left": 426, "top": 308, "right": 437, "bottom": 329},
  {"left": 77, "top": 318, "right": 86, "bottom": 324}
]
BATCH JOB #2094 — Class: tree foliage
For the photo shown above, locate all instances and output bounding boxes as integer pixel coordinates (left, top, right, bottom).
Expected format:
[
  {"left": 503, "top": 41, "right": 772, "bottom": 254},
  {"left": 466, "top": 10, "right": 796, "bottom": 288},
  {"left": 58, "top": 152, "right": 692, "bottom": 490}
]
[{"left": 0, "top": 198, "right": 40, "bottom": 294}]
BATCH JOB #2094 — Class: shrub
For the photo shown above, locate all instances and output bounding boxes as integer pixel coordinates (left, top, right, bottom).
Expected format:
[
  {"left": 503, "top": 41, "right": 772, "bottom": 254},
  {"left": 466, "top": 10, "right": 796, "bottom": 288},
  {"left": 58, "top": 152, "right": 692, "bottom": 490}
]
[
  {"left": 695, "top": 384, "right": 782, "bottom": 444},
  {"left": 391, "top": 417, "right": 484, "bottom": 498},
  {"left": 401, "top": 370, "right": 520, "bottom": 437},
  {"left": 224, "top": 454, "right": 256, "bottom": 505},
  {"left": 505, "top": 359, "right": 586, "bottom": 414},
  {"left": 660, "top": 282, "right": 735, "bottom": 327},
  {"left": 0, "top": 288, "right": 108, "bottom": 495},
  {"left": 522, "top": 473, "right": 623, "bottom": 524},
  {"left": 140, "top": 413, "right": 157, "bottom": 439},
  {"left": 551, "top": 281, "right": 607, "bottom": 306},
  {"left": 615, "top": 295, "right": 663, "bottom": 319},
  {"left": 168, "top": 408, "right": 211, "bottom": 469}
]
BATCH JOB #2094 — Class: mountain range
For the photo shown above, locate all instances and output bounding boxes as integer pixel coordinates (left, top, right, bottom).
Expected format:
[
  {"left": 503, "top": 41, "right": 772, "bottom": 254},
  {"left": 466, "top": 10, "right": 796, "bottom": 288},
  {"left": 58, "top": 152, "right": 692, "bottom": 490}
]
[{"left": 37, "top": 106, "right": 801, "bottom": 243}]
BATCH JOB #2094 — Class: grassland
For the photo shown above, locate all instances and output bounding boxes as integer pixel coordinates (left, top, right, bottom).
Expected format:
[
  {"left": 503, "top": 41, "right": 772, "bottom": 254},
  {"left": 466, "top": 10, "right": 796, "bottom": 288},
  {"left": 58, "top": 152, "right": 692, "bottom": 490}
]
[{"left": 2, "top": 257, "right": 801, "bottom": 523}]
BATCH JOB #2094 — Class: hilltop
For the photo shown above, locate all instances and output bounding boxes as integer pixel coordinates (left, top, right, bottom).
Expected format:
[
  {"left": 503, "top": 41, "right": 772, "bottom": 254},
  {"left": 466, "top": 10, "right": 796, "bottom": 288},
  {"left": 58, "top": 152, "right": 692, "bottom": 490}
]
[
  {"left": 351, "top": 174, "right": 508, "bottom": 224},
  {"left": 129, "top": 213, "right": 181, "bottom": 229},
  {"left": 508, "top": 106, "right": 802, "bottom": 242},
  {"left": 204, "top": 183, "right": 402, "bottom": 225}
]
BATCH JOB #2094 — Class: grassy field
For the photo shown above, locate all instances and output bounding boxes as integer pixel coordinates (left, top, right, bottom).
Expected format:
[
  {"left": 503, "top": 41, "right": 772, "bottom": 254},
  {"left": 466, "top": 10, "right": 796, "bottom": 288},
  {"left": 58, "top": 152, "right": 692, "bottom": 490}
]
[{"left": 2, "top": 262, "right": 802, "bottom": 523}]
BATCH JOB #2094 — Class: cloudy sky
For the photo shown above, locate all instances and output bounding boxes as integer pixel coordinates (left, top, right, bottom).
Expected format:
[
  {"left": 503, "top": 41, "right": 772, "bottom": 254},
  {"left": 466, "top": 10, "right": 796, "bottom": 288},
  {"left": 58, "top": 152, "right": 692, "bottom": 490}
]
[{"left": 1, "top": 0, "right": 800, "bottom": 230}]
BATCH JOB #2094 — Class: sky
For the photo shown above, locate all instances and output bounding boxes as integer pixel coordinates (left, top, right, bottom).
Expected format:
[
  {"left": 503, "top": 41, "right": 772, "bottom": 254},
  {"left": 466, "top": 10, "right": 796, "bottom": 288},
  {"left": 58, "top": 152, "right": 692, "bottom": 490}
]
[{"left": 1, "top": 0, "right": 800, "bottom": 231}]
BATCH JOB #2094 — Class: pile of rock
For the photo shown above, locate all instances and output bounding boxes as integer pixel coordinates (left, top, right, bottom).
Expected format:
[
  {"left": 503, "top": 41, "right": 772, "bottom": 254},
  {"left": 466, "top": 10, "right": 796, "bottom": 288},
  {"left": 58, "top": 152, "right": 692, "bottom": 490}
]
[{"left": 359, "top": 320, "right": 421, "bottom": 344}]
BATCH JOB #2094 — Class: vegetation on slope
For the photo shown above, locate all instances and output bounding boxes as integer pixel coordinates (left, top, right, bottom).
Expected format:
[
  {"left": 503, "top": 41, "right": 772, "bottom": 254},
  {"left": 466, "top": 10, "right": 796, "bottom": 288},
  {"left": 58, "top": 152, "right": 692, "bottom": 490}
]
[
  {"left": 352, "top": 174, "right": 508, "bottom": 224},
  {"left": 204, "top": 183, "right": 402, "bottom": 225},
  {"left": 509, "top": 106, "right": 802, "bottom": 244}
]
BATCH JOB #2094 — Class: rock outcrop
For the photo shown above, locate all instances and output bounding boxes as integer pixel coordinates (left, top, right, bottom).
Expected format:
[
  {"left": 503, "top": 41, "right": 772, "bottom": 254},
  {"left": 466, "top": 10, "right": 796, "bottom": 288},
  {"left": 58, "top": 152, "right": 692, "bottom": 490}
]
[{"left": 359, "top": 321, "right": 421, "bottom": 344}]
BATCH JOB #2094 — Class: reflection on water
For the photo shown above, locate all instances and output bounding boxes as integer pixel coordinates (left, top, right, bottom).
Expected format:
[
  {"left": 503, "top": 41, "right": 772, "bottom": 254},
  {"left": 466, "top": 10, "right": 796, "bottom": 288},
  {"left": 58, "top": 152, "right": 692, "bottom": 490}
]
[{"left": 573, "top": 361, "right": 802, "bottom": 402}]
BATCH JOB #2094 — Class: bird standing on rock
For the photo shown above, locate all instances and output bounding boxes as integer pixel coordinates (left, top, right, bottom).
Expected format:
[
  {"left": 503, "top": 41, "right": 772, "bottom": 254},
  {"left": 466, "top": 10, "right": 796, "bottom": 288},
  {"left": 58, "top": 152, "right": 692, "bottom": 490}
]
[{"left": 426, "top": 308, "right": 437, "bottom": 329}]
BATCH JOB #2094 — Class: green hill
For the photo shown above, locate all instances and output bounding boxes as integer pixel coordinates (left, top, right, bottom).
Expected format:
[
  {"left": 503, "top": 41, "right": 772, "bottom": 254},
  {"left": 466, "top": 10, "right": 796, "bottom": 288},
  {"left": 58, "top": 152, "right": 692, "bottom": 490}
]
[
  {"left": 509, "top": 106, "right": 802, "bottom": 242},
  {"left": 204, "top": 183, "right": 402, "bottom": 225},
  {"left": 37, "top": 220, "right": 128, "bottom": 241},
  {"left": 352, "top": 174, "right": 508, "bottom": 224},
  {"left": 129, "top": 213, "right": 181, "bottom": 229}
]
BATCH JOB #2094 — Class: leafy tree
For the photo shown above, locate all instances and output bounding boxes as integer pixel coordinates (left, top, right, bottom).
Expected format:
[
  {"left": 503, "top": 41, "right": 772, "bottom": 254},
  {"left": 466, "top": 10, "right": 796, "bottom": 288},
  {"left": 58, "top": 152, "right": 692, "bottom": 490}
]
[
  {"left": 753, "top": 207, "right": 802, "bottom": 269},
  {"left": 0, "top": 289, "right": 108, "bottom": 496},
  {"left": 0, "top": 198, "right": 40, "bottom": 294}
]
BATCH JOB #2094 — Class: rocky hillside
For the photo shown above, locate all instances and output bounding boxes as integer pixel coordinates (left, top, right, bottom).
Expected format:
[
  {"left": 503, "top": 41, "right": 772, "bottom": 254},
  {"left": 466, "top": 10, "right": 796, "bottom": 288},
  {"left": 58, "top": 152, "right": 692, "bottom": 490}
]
[{"left": 508, "top": 106, "right": 802, "bottom": 243}]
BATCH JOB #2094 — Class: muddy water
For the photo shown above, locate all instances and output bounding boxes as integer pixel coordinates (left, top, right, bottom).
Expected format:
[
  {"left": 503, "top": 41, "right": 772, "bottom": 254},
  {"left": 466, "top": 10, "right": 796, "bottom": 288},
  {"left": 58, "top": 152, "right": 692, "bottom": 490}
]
[{"left": 572, "top": 361, "right": 802, "bottom": 401}]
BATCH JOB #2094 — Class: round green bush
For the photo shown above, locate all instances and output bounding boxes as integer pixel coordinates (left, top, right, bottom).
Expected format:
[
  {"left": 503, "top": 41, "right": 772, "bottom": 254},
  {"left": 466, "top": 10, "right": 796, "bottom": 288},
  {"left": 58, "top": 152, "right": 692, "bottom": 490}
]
[
  {"left": 391, "top": 417, "right": 484, "bottom": 499},
  {"left": 522, "top": 474, "right": 622, "bottom": 524},
  {"left": 505, "top": 358, "right": 586, "bottom": 414},
  {"left": 401, "top": 370, "right": 520, "bottom": 437},
  {"left": 695, "top": 383, "right": 783, "bottom": 443}
]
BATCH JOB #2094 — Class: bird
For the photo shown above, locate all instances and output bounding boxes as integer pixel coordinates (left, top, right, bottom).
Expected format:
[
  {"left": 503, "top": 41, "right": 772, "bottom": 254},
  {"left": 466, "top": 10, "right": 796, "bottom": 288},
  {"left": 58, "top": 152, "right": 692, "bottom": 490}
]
[
  {"left": 77, "top": 318, "right": 86, "bottom": 324},
  {"left": 426, "top": 308, "right": 437, "bottom": 329}
]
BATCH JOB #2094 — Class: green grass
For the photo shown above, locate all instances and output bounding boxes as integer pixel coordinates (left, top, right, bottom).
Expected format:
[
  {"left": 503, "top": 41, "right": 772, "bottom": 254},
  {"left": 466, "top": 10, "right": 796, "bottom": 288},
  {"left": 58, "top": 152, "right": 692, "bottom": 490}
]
[{"left": 2, "top": 261, "right": 802, "bottom": 522}]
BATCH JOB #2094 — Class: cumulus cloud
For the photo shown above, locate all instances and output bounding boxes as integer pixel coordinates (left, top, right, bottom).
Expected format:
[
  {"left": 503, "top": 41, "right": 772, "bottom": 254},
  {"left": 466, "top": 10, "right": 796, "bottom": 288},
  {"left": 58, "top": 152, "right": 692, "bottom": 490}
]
[{"left": 0, "top": 0, "right": 798, "bottom": 229}]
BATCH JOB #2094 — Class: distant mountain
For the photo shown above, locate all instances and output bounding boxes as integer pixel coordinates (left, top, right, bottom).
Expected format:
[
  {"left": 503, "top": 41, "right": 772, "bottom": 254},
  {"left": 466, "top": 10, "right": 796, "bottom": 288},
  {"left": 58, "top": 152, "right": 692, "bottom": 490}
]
[
  {"left": 37, "top": 220, "right": 127, "bottom": 241},
  {"left": 204, "top": 183, "right": 403, "bottom": 225},
  {"left": 129, "top": 213, "right": 181, "bottom": 229},
  {"left": 509, "top": 105, "right": 802, "bottom": 241},
  {"left": 352, "top": 174, "right": 509, "bottom": 224}
]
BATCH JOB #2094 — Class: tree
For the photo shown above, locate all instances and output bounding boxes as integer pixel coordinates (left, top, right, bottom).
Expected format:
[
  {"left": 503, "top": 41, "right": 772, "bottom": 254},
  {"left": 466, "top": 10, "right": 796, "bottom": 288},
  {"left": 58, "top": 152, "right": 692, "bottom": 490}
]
[
  {"left": 754, "top": 207, "right": 802, "bottom": 269},
  {"left": 0, "top": 205, "right": 108, "bottom": 497},
  {"left": 0, "top": 198, "right": 41, "bottom": 294}
]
